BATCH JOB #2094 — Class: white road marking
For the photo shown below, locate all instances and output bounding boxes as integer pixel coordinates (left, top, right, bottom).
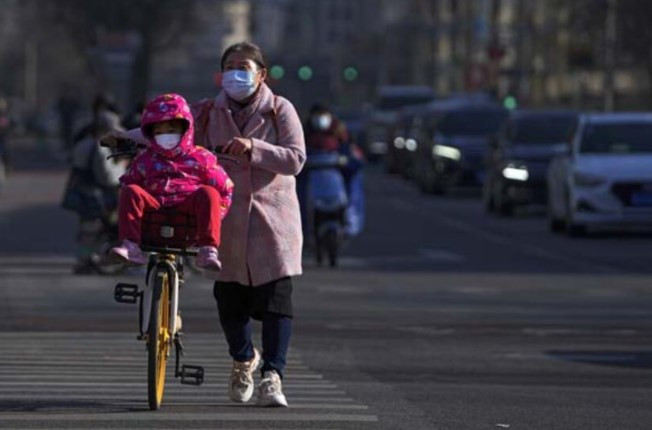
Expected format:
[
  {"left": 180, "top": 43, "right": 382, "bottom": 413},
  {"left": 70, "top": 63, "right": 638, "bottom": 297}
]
[
  {"left": 0, "top": 332, "right": 377, "bottom": 426},
  {"left": 0, "top": 412, "right": 379, "bottom": 422},
  {"left": 389, "top": 196, "right": 621, "bottom": 273}
]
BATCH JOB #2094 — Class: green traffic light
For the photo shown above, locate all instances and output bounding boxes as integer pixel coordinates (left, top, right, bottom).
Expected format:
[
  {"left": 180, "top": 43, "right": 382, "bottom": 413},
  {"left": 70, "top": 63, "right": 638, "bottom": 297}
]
[
  {"left": 503, "top": 96, "right": 517, "bottom": 110},
  {"left": 343, "top": 66, "right": 359, "bottom": 81},
  {"left": 298, "top": 66, "right": 313, "bottom": 81},
  {"left": 270, "top": 65, "right": 285, "bottom": 80}
]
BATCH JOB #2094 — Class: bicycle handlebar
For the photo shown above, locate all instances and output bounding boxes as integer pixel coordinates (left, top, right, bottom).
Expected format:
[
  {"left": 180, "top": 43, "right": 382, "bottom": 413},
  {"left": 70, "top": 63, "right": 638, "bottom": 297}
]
[{"left": 101, "top": 137, "right": 241, "bottom": 165}]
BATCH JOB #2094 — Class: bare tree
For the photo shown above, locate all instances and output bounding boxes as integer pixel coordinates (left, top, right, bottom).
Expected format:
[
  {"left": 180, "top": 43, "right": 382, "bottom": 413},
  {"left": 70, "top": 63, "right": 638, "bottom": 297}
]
[{"left": 40, "top": 0, "right": 199, "bottom": 104}]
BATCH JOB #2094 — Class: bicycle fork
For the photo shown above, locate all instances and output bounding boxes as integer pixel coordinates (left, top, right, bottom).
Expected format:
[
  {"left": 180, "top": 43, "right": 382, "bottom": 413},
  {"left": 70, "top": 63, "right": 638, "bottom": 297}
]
[{"left": 113, "top": 259, "right": 204, "bottom": 386}]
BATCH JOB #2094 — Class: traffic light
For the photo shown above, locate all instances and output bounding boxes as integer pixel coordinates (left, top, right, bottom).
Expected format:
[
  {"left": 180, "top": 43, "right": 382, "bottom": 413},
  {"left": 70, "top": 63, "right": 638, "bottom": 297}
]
[
  {"left": 270, "top": 65, "right": 285, "bottom": 80},
  {"left": 343, "top": 66, "right": 359, "bottom": 82},
  {"left": 503, "top": 95, "right": 518, "bottom": 110},
  {"left": 297, "top": 66, "right": 313, "bottom": 81}
]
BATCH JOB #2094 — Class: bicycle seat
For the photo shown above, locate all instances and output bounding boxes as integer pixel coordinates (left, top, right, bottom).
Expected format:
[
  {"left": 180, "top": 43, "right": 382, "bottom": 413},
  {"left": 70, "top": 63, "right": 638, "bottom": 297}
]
[{"left": 141, "top": 208, "right": 198, "bottom": 255}]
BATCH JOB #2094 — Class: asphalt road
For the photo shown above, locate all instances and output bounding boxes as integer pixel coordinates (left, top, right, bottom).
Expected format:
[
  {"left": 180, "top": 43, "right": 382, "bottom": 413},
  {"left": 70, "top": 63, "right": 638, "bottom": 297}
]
[{"left": 1, "top": 154, "right": 651, "bottom": 429}]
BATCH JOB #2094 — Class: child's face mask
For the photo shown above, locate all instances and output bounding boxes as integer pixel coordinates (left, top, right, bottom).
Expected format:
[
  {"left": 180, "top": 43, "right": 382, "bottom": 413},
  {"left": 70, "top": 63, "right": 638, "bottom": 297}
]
[{"left": 154, "top": 133, "right": 182, "bottom": 150}]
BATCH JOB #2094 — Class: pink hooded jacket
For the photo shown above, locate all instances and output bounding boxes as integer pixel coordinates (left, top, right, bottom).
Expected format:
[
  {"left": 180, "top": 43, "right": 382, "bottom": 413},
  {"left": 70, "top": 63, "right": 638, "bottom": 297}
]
[{"left": 120, "top": 93, "right": 233, "bottom": 217}]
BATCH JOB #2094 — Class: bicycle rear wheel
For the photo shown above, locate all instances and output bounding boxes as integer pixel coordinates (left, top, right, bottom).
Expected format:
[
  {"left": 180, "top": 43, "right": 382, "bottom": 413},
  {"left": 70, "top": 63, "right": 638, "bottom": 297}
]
[{"left": 147, "top": 267, "right": 171, "bottom": 410}]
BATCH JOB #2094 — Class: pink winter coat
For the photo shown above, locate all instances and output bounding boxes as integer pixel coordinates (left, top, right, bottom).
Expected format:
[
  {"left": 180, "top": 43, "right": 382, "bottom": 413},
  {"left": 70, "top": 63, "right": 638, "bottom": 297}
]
[
  {"left": 120, "top": 93, "right": 233, "bottom": 217},
  {"left": 191, "top": 84, "right": 306, "bottom": 286}
]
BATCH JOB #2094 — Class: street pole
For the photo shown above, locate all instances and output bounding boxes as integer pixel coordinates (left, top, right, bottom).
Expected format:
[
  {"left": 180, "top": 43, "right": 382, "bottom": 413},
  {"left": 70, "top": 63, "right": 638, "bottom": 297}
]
[
  {"left": 604, "top": 0, "right": 617, "bottom": 111},
  {"left": 25, "top": 40, "right": 38, "bottom": 108}
]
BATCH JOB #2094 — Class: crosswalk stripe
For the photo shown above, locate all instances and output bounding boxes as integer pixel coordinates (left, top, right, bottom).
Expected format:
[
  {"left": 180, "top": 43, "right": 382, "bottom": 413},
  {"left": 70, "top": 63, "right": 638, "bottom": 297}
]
[
  {"left": 0, "top": 387, "right": 348, "bottom": 397},
  {"left": 0, "top": 412, "right": 379, "bottom": 422},
  {"left": 0, "top": 255, "right": 76, "bottom": 264},
  {"left": 0, "top": 395, "right": 358, "bottom": 402},
  {"left": 0, "top": 267, "right": 73, "bottom": 275},
  {"left": 0, "top": 376, "right": 338, "bottom": 388},
  {"left": 0, "top": 332, "right": 377, "bottom": 426}
]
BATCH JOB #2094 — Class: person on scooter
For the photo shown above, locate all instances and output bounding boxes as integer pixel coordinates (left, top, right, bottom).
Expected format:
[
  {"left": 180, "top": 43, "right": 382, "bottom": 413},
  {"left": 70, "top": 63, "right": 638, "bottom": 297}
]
[
  {"left": 305, "top": 104, "right": 349, "bottom": 154},
  {"left": 68, "top": 110, "right": 128, "bottom": 274},
  {"left": 300, "top": 105, "right": 365, "bottom": 240}
]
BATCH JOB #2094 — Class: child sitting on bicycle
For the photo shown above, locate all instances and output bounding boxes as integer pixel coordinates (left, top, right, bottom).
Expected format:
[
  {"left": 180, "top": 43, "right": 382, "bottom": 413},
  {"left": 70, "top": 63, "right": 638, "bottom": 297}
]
[{"left": 111, "top": 93, "right": 233, "bottom": 271}]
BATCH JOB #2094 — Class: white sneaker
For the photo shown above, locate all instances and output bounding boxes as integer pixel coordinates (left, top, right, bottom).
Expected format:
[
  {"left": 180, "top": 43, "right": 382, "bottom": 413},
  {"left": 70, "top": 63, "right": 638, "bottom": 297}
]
[
  {"left": 228, "top": 348, "right": 260, "bottom": 403},
  {"left": 256, "top": 370, "right": 288, "bottom": 407}
]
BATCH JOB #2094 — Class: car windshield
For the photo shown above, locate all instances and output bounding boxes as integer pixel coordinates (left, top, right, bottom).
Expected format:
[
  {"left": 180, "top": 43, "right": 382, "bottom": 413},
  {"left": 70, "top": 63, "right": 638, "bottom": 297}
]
[
  {"left": 378, "top": 95, "right": 434, "bottom": 111},
  {"left": 437, "top": 110, "right": 507, "bottom": 136},
  {"left": 581, "top": 122, "right": 652, "bottom": 154},
  {"left": 510, "top": 115, "right": 577, "bottom": 144}
]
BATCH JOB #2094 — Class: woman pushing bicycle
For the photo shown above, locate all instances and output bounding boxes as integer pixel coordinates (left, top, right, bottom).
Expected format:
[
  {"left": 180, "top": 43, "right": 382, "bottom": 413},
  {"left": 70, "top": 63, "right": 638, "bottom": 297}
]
[
  {"left": 110, "top": 93, "right": 233, "bottom": 272},
  {"left": 104, "top": 42, "right": 306, "bottom": 407}
]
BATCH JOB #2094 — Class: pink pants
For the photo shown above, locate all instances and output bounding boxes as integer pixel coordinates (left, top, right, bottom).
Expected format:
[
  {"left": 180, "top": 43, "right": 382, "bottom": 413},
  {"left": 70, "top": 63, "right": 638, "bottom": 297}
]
[{"left": 118, "top": 184, "right": 222, "bottom": 247}]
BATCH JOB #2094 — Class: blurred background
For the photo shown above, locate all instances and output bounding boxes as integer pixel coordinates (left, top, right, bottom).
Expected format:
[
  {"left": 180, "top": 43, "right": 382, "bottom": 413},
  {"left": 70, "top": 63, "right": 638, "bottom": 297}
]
[
  {"left": 1, "top": 0, "right": 652, "bottom": 132},
  {"left": 2, "top": 2, "right": 652, "bottom": 428}
]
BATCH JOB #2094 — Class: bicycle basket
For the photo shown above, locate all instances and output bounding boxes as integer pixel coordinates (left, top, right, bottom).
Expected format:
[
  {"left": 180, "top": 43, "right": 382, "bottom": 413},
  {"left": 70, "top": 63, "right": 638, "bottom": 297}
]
[{"left": 141, "top": 209, "right": 198, "bottom": 250}]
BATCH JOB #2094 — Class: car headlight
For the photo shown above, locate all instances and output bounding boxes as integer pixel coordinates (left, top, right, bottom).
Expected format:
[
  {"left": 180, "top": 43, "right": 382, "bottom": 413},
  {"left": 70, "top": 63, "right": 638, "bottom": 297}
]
[
  {"left": 573, "top": 171, "right": 605, "bottom": 187},
  {"left": 393, "top": 137, "right": 405, "bottom": 149},
  {"left": 502, "top": 164, "right": 529, "bottom": 181},
  {"left": 432, "top": 144, "right": 461, "bottom": 161},
  {"left": 405, "top": 138, "right": 418, "bottom": 152}
]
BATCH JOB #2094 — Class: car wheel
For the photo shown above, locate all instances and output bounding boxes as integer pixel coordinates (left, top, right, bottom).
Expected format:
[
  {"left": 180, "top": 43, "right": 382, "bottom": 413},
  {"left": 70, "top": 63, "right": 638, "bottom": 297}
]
[
  {"left": 495, "top": 187, "right": 514, "bottom": 216},
  {"left": 566, "top": 223, "right": 587, "bottom": 237},
  {"left": 432, "top": 182, "right": 446, "bottom": 195},
  {"left": 549, "top": 217, "right": 565, "bottom": 233},
  {"left": 564, "top": 189, "right": 586, "bottom": 237},
  {"left": 483, "top": 180, "right": 495, "bottom": 213}
]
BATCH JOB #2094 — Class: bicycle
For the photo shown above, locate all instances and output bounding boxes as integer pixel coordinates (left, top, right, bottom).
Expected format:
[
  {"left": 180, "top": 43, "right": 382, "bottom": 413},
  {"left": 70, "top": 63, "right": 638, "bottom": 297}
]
[
  {"left": 104, "top": 135, "right": 240, "bottom": 409},
  {"left": 113, "top": 208, "right": 205, "bottom": 410}
]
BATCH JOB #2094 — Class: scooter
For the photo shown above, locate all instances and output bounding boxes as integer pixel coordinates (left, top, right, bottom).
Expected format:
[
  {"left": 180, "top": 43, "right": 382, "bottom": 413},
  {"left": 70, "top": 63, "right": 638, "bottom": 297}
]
[{"left": 303, "top": 152, "right": 349, "bottom": 267}]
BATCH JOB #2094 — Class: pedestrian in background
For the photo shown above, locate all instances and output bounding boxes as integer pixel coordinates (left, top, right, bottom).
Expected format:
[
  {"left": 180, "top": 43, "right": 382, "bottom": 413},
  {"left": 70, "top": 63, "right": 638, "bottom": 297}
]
[
  {"left": 69, "top": 111, "right": 127, "bottom": 273},
  {"left": 56, "top": 85, "right": 81, "bottom": 155},
  {"left": 73, "top": 93, "right": 120, "bottom": 146}
]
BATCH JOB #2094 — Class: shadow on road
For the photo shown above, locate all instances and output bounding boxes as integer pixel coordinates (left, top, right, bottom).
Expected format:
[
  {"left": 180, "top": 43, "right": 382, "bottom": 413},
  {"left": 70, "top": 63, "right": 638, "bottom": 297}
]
[
  {"left": 546, "top": 350, "right": 652, "bottom": 369},
  {"left": 0, "top": 203, "right": 76, "bottom": 254},
  {"left": 0, "top": 399, "right": 141, "bottom": 413}
]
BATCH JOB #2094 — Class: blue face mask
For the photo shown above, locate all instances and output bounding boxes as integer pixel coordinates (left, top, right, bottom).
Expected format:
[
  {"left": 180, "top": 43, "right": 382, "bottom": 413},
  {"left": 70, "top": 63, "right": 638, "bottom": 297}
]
[{"left": 222, "top": 70, "right": 258, "bottom": 101}]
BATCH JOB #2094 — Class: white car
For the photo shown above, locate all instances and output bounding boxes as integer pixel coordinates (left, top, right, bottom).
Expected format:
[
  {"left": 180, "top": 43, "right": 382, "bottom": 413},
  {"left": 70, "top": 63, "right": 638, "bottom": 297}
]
[{"left": 547, "top": 113, "right": 652, "bottom": 236}]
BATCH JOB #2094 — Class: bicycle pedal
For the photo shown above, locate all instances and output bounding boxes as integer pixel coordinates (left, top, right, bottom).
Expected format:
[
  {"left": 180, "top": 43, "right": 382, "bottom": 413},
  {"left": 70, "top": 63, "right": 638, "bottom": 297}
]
[
  {"left": 180, "top": 365, "right": 204, "bottom": 386},
  {"left": 114, "top": 283, "right": 140, "bottom": 304}
]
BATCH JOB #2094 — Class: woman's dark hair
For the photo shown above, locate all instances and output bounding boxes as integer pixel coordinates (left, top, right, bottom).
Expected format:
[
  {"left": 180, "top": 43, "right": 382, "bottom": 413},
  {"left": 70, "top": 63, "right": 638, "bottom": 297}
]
[
  {"left": 310, "top": 103, "right": 330, "bottom": 116},
  {"left": 221, "top": 42, "right": 267, "bottom": 71}
]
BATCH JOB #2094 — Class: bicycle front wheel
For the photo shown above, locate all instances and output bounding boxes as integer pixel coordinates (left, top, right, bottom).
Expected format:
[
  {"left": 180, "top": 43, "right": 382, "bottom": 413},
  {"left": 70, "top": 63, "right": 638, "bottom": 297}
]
[{"left": 147, "top": 267, "right": 171, "bottom": 410}]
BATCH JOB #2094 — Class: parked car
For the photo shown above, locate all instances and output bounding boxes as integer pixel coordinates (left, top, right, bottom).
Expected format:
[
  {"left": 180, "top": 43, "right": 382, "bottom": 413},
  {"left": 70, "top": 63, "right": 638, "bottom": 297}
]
[
  {"left": 385, "top": 102, "right": 435, "bottom": 178},
  {"left": 415, "top": 103, "right": 508, "bottom": 194},
  {"left": 484, "top": 110, "right": 578, "bottom": 215},
  {"left": 547, "top": 113, "right": 652, "bottom": 236}
]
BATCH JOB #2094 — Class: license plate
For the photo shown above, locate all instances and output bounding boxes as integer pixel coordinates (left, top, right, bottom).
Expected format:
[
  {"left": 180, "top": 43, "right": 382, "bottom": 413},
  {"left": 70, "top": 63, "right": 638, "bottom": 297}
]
[{"left": 632, "top": 191, "right": 652, "bottom": 206}]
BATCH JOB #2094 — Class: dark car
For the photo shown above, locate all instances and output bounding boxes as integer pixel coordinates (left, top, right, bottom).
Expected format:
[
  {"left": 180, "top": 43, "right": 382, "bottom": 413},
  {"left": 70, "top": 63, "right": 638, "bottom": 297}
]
[
  {"left": 367, "top": 86, "right": 435, "bottom": 165},
  {"left": 483, "top": 110, "right": 578, "bottom": 215},
  {"left": 386, "top": 102, "right": 438, "bottom": 179},
  {"left": 415, "top": 104, "right": 508, "bottom": 194}
]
